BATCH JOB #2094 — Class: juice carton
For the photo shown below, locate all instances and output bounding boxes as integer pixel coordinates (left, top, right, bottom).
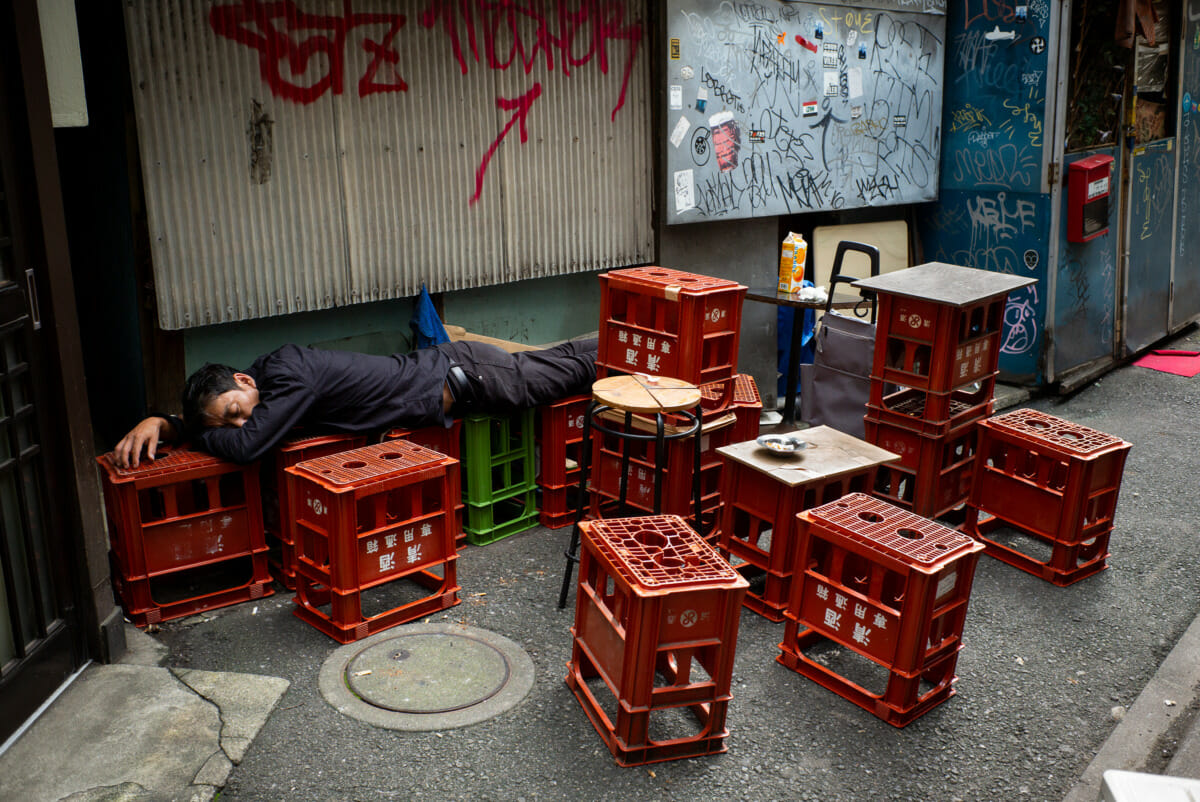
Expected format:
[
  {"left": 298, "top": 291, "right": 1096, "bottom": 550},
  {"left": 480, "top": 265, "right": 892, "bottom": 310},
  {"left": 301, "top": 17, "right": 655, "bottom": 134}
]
[{"left": 778, "top": 232, "right": 808, "bottom": 293}]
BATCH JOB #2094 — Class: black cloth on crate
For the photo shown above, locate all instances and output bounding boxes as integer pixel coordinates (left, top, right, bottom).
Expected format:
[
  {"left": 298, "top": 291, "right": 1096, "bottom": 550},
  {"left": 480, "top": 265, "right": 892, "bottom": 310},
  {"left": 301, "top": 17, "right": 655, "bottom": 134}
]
[{"left": 195, "top": 338, "right": 597, "bottom": 464}]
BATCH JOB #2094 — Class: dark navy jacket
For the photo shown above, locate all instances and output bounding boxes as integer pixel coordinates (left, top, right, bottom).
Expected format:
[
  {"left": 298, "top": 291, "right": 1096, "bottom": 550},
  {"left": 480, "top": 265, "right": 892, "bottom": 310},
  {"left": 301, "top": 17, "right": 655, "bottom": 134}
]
[{"left": 196, "top": 344, "right": 449, "bottom": 464}]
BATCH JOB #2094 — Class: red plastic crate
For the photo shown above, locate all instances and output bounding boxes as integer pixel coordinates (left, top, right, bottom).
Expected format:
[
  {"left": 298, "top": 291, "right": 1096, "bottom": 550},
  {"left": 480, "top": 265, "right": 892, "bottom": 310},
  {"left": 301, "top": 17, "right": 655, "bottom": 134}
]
[
  {"left": 730, "top": 373, "right": 762, "bottom": 443},
  {"left": 962, "top": 409, "right": 1132, "bottom": 586},
  {"left": 778, "top": 493, "right": 984, "bottom": 726},
  {"left": 863, "top": 414, "right": 982, "bottom": 474},
  {"left": 598, "top": 266, "right": 746, "bottom": 386},
  {"left": 262, "top": 433, "right": 367, "bottom": 589},
  {"left": 565, "top": 515, "right": 748, "bottom": 766},
  {"left": 384, "top": 421, "right": 465, "bottom": 548},
  {"left": 716, "top": 429, "right": 895, "bottom": 622},
  {"left": 285, "top": 440, "right": 461, "bottom": 642},
  {"left": 97, "top": 446, "right": 273, "bottom": 626},
  {"left": 538, "top": 482, "right": 580, "bottom": 529},
  {"left": 865, "top": 380, "right": 995, "bottom": 437},
  {"left": 536, "top": 393, "right": 589, "bottom": 488},
  {"left": 871, "top": 451, "right": 976, "bottom": 522},
  {"left": 871, "top": 292, "right": 1006, "bottom": 394},
  {"left": 383, "top": 419, "right": 462, "bottom": 460}
]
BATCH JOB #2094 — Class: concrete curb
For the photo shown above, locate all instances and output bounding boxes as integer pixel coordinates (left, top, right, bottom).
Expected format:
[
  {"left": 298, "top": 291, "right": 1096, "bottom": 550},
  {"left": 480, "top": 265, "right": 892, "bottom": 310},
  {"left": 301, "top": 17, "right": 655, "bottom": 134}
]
[{"left": 1063, "top": 611, "right": 1200, "bottom": 801}]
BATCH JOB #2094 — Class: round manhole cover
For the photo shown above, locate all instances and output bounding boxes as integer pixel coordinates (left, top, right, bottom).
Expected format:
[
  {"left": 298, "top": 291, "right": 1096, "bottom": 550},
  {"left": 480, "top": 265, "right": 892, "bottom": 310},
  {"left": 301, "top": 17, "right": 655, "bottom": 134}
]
[
  {"left": 319, "top": 623, "right": 535, "bottom": 731},
  {"left": 345, "top": 632, "right": 510, "bottom": 713}
]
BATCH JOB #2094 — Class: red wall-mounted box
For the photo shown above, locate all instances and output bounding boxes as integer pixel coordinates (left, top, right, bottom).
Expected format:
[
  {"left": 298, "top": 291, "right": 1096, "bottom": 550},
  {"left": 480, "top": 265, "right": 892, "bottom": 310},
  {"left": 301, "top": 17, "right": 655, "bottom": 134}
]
[{"left": 1067, "top": 154, "right": 1114, "bottom": 243}]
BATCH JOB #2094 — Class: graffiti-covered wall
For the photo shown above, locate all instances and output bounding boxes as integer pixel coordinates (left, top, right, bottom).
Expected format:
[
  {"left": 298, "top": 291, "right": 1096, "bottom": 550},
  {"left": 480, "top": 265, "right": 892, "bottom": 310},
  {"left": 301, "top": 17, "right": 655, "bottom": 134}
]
[{"left": 918, "top": 0, "right": 1053, "bottom": 382}]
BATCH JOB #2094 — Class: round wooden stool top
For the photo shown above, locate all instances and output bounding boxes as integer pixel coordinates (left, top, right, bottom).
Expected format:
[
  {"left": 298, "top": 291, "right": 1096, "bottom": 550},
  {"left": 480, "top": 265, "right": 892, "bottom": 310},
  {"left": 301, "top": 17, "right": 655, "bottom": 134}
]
[{"left": 591, "top": 374, "right": 701, "bottom": 414}]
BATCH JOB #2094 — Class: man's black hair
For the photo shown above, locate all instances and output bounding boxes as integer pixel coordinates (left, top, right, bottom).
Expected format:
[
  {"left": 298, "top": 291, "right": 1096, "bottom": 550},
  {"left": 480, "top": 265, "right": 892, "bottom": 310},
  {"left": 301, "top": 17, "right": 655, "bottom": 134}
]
[{"left": 181, "top": 363, "right": 240, "bottom": 436}]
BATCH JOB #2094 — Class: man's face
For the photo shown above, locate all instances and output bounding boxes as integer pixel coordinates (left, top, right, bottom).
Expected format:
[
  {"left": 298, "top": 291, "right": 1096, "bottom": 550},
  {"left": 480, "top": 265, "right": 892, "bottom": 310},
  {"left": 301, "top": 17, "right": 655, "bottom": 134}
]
[{"left": 201, "top": 373, "right": 260, "bottom": 428}]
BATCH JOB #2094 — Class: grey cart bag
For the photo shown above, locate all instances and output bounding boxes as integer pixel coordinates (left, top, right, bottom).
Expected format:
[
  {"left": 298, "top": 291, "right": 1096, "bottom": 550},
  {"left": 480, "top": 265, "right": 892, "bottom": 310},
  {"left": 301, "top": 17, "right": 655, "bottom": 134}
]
[{"left": 799, "top": 241, "right": 880, "bottom": 439}]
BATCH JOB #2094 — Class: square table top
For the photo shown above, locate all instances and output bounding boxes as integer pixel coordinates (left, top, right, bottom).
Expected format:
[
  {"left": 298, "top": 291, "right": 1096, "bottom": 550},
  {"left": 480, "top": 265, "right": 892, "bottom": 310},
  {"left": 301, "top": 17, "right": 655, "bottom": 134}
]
[
  {"left": 852, "top": 262, "right": 1035, "bottom": 306},
  {"left": 716, "top": 425, "right": 900, "bottom": 487}
]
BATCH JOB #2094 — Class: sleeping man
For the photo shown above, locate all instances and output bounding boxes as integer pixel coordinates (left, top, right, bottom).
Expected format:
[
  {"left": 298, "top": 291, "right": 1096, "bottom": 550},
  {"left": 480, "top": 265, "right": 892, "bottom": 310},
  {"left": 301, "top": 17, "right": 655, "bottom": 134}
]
[{"left": 113, "top": 337, "right": 598, "bottom": 467}]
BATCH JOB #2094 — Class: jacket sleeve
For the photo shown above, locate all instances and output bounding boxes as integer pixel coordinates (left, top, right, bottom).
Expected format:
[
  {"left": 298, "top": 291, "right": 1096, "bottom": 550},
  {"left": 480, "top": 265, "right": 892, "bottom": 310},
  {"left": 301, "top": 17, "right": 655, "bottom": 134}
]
[{"left": 195, "top": 372, "right": 315, "bottom": 464}]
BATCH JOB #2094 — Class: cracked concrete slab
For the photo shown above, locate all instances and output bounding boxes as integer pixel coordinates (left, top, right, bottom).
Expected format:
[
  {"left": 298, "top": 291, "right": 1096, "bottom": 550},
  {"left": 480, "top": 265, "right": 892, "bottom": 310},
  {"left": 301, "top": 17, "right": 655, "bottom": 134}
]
[
  {"left": 172, "top": 668, "right": 289, "bottom": 764},
  {"left": 0, "top": 660, "right": 288, "bottom": 802}
]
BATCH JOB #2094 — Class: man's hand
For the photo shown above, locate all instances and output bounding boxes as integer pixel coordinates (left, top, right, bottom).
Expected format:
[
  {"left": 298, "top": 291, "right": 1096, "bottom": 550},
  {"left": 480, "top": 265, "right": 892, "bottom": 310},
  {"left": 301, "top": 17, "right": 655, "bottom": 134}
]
[{"left": 113, "top": 417, "right": 174, "bottom": 469}]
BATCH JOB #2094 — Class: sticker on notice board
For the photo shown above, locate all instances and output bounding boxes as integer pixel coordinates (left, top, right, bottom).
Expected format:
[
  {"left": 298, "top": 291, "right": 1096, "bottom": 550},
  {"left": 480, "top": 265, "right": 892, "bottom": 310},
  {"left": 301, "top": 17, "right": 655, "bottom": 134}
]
[
  {"left": 893, "top": 115, "right": 908, "bottom": 127},
  {"left": 824, "top": 72, "right": 840, "bottom": 96},
  {"left": 795, "top": 34, "right": 818, "bottom": 53},
  {"left": 749, "top": 129, "right": 765, "bottom": 144},
  {"left": 669, "top": 85, "right": 682, "bottom": 110},
  {"left": 670, "top": 115, "right": 691, "bottom": 149},
  {"left": 847, "top": 30, "right": 858, "bottom": 47},
  {"left": 776, "top": 32, "right": 786, "bottom": 45},
  {"left": 670, "top": 38, "right": 680, "bottom": 59},
  {"left": 823, "top": 54, "right": 837, "bottom": 68},
  {"left": 803, "top": 100, "right": 819, "bottom": 117},
  {"left": 673, "top": 169, "right": 695, "bottom": 213}
]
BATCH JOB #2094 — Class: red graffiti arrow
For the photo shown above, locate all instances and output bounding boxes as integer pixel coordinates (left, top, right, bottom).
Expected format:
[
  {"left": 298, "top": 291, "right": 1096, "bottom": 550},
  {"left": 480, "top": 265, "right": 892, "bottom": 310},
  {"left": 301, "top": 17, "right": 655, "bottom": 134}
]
[{"left": 471, "top": 82, "right": 542, "bottom": 206}]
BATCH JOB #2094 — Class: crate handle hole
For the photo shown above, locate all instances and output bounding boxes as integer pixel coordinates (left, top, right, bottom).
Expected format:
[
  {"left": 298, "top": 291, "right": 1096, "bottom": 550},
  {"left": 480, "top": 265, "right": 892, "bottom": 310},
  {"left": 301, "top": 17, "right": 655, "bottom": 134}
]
[
  {"left": 858, "top": 511, "right": 884, "bottom": 523},
  {"left": 379, "top": 452, "right": 403, "bottom": 460},
  {"left": 1057, "top": 430, "right": 1083, "bottom": 442},
  {"left": 657, "top": 555, "right": 684, "bottom": 568},
  {"left": 342, "top": 460, "right": 368, "bottom": 469},
  {"left": 896, "top": 527, "right": 922, "bottom": 540},
  {"left": 637, "top": 530, "right": 668, "bottom": 548},
  {"left": 1028, "top": 419, "right": 1051, "bottom": 430}
]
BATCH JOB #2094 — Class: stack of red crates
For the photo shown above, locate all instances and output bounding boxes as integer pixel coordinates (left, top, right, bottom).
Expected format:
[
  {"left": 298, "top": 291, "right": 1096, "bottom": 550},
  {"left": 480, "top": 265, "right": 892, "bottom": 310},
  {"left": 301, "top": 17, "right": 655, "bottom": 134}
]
[
  {"left": 285, "top": 440, "right": 461, "bottom": 643},
  {"left": 565, "top": 515, "right": 748, "bottom": 765},
  {"left": 383, "top": 420, "right": 464, "bottom": 548},
  {"left": 962, "top": 409, "right": 1131, "bottom": 586},
  {"left": 590, "top": 267, "right": 748, "bottom": 532},
  {"left": 97, "top": 446, "right": 273, "bottom": 626},
  {"left": 535, "top": 393, "right": 589, "bottom": 529},
  {"left": 860, "top": 264, "right": 1029, "bottom": 519},
  {"left": 262, "top": 433, "right": 367, "bottom": 589},
  {"left": 778, "top": 493, "right": 985, "bottom": 726}
]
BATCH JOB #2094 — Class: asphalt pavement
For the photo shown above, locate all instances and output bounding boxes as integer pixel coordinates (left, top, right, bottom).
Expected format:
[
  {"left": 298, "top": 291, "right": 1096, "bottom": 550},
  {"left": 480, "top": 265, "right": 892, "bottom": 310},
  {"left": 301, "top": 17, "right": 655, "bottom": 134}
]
[{"left": 2, "top": 325, "right": 1199, "bottom": 802}]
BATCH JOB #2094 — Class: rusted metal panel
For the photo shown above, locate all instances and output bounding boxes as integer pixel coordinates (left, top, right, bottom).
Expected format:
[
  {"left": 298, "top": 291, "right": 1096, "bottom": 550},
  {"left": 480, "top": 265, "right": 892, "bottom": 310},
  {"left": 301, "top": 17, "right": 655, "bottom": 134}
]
[{"left": 123, "top": 1, "right": 653, "bottom": 330}]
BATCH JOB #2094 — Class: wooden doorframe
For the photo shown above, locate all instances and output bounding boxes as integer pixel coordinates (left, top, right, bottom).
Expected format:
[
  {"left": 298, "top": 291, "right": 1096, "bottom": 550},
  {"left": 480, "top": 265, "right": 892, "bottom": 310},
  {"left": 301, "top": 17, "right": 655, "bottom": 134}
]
[{"left": 6, "top": 0, "right": 124, "bottom": 665}]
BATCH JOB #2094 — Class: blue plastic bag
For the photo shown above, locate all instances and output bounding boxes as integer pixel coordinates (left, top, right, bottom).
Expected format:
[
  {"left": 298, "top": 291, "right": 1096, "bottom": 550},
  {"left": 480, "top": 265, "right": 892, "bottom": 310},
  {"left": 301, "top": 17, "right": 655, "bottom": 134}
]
[{"left": 411, "top": 285, "right": 450, "bottom": 349}]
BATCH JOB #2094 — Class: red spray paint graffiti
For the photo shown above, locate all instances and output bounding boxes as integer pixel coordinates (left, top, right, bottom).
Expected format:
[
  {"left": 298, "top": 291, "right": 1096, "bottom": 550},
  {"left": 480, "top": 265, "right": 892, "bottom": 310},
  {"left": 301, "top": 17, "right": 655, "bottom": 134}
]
[
  {"left": 209, "top": 0, "right": 408, "bottom": 104},
  {"left": 209, "top": 0, "right": 642, "bottom": 205}
]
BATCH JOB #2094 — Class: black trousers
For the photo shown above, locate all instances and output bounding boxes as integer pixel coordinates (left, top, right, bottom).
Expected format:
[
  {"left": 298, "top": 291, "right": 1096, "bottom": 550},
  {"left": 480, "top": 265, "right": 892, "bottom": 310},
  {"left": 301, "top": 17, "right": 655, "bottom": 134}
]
[{"left": 442, "top": 337, "right": 597, "bottom": 416}]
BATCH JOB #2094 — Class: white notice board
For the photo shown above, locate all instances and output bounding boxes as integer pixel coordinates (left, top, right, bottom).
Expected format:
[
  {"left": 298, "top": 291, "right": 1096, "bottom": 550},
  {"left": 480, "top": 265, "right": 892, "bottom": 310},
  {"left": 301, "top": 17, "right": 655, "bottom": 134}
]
[{"left": 665, "top": 0, "right": 946, "bottom": 224}]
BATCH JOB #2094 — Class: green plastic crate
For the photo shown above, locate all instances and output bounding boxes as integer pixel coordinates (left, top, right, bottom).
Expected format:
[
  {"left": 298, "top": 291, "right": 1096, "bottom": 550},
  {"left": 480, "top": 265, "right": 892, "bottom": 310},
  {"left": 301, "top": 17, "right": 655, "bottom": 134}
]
[
  {"left": 461, "top": 410, "right": 539, "bottom": 544},
  {"left": 463, "top": 490, "right": 539, "bottom": 545}
]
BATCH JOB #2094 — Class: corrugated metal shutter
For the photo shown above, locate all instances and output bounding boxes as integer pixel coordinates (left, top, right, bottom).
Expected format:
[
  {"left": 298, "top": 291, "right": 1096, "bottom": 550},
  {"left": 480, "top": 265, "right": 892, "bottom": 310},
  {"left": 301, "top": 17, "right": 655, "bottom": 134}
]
[{"left": 124, "top": 1, "right": 653, "bottom": 329}]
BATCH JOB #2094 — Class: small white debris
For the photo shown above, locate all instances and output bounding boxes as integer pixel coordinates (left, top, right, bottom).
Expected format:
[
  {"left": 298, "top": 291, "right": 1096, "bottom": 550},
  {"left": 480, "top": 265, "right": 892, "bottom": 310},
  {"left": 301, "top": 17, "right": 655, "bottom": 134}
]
[
  {"left": 1016, "top": 656, "right": 1025, "bottom": 666},
  {"left": 353, "top": 670, "right": 372, "bottom": 677},
  {"left": 1165, "top": 699, "right": 1177, "bottom": 707}
]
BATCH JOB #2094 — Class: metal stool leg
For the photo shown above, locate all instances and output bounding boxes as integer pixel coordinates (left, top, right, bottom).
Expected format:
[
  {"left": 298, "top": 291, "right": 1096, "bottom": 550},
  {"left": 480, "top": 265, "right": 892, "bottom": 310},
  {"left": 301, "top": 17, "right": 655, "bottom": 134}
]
[{"left": 558, "top": 400, "right": 598, "bottom": 609}]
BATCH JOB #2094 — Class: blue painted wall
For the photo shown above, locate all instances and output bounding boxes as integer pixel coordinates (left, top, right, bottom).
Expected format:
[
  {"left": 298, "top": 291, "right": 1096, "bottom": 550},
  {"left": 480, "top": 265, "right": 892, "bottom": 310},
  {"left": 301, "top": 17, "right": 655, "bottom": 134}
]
[
  {"left": 919, "top": 0, "right": 1053, "bottom": 382},
  {"left": 1053, "top": 148, "right": 1120, "bottom": 373}
]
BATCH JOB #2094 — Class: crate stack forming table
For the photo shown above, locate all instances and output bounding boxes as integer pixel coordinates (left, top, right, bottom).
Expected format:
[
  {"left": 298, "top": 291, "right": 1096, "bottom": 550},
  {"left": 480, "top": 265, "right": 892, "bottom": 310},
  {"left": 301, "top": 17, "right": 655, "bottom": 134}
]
[
  {"left": 285, "top": 440, "right": 461, "bottom": 643},
  {"left": 590, "top": 267, "right": 748, "bottom": 530},
  {"left": 851, "top": 263, "right": 1035, "bottom": 520},
  {"left": 565, "top": 515, "right": 748, "bottom": 766},
  {"left": 98, "top": 446, "right": 273, "bottom": 626}
]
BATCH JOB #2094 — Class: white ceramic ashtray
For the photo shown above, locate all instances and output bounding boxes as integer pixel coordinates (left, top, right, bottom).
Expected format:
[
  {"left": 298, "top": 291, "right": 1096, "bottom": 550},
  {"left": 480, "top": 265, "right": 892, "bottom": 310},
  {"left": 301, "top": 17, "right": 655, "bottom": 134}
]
[{"left": 756, "top": 434, "right": 807, "bottom": 453}]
